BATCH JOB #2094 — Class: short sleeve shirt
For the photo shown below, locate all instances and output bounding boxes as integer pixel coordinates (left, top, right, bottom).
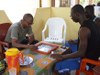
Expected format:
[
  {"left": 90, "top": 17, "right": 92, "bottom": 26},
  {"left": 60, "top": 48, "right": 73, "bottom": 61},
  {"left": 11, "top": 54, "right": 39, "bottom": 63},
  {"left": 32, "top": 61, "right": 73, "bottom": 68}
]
[{"left": 5, "top": 22, "right": 33, "bottom": 43}]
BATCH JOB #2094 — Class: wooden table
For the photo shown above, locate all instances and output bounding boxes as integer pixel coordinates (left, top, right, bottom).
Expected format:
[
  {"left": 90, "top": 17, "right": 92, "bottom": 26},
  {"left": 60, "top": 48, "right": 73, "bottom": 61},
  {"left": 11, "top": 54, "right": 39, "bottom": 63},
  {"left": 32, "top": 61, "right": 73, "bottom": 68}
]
[{"left": 3, "top": 47, "right": 68, "bottom": 75}]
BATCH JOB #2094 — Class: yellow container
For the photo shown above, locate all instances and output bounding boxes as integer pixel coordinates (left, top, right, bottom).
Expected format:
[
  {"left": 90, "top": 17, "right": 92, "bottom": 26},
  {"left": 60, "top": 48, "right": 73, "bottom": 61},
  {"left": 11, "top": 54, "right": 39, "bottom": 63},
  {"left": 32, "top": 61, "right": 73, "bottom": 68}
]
[{"left": 5, "top": 48, "right": 24, "bottom": 73}]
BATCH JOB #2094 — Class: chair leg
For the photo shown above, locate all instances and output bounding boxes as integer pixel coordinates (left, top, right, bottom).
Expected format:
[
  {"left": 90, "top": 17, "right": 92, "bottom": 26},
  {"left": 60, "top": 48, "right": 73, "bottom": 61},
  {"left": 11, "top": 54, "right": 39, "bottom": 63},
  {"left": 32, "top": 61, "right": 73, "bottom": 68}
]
[{"left": 76, "top": 70, "right": 80, "bottom": 75}]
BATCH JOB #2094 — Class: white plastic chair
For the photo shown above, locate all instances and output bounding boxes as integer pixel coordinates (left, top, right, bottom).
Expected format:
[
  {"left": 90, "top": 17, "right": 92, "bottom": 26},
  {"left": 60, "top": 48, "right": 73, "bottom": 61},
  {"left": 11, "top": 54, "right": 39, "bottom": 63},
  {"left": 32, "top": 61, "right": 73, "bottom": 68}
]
[{"left": 42, "top": 17, "right": 67, "bottom": 44}]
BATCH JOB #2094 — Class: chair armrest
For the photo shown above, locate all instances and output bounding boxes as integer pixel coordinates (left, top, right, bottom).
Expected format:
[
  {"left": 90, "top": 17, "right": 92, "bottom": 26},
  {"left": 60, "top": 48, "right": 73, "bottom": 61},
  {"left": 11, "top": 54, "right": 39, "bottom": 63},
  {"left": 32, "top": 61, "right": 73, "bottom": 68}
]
[
  {"left": 63, "top": 22, "right": 67, "bottom": 43},
  {"left": 82, "top": 58, "right": 100, "bottom": 66},
  {"left": 42, "top": 24, "right": 48, "bottom": 41},
  {"left": 80, "top": 58, "right": 100, "bottom": 71},
  {"left": 0, "top": 41, "right": 9, "bottom": 48}
]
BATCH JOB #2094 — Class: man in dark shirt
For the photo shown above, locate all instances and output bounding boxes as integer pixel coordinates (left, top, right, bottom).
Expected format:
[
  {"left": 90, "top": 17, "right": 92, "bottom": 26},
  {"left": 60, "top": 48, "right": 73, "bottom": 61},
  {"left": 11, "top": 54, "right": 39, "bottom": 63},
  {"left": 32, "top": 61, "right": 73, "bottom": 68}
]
[
  {"left": 85, "top": 5, "right": 100, "bottom": 26},
  {"left": 51, "top": 4, "right": 100, "bottom": 75},
  {"left": 85, "top": 5, "right": 96, "bottom": 21}
]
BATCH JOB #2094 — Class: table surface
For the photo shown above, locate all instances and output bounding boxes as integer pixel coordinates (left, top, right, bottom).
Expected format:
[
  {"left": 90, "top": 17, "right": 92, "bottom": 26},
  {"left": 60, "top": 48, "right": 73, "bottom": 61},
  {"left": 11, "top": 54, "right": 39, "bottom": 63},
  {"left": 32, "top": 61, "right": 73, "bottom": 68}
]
[{"left": 3, "top": 46, "right": 68, "bottom": 75}]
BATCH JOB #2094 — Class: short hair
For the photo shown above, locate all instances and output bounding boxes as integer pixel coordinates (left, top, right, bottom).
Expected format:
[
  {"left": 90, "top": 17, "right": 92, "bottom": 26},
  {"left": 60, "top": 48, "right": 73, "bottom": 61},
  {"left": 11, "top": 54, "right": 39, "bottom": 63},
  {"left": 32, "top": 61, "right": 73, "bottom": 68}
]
[
  {"left": 85, "top": 5, "right": 94, "bottom": 15},
  {"left": 72, "top": 4, "right": 84, "bottom": 14},
  {"left": 23, "top": 13, "right": 33, "bottom": 21}
]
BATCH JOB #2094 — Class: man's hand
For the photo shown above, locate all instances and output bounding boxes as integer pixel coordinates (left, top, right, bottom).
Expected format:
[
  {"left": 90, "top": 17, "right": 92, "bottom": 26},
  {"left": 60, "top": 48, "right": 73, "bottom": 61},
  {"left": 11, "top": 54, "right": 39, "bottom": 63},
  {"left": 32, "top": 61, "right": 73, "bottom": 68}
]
[
  {"left": 68, "top": 40, "right": 77, "bottom": 44},
  {"left": 28, "top": 45, "right": 37, "bottom": 50},
  {"left": 50, "top": 54, "right": 64, "bottom": 61},
  {"left": 26, "top": 34, "right": 35, "bottom": 44}
]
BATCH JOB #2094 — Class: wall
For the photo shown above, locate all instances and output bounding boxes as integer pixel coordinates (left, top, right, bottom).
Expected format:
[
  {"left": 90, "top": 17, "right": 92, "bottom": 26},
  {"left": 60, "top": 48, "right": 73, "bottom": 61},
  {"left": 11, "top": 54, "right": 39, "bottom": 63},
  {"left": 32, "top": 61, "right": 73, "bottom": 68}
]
[
  {"left": 33, "top": 8, "right": 51, "bottom": 41},
  {"left": 0, "top": 10, "right": 11, "bottom": 24},
  {"left": 0, "top": 0, "right": 39, "bottom": 23},
  {"left": 33, "top": 7, "right": 80, "bottom": 41}
]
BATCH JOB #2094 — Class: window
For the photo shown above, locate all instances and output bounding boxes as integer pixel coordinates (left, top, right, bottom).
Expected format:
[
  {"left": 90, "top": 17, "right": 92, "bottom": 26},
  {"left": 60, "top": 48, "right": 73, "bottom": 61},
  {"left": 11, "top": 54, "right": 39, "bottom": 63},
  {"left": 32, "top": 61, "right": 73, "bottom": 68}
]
[
  {"left": 80, "top": 0, "right": 100, "bottom": 6},
  {"left": 80, "top": 0, "right": 89, "bottom": 7},
  {"left": 41, "top": 0, "right": 51, "bottom": 7},
  {"left": 55, "top": 0, "right": 71, "bottom": 7},
  {"left": 60, "top": 0, "right": 70, "bottom": 7},
  {"left": 55, "top": 0, "right": 60, "bottom": 7},
  {"left": 93, "top": 0, "right": 100, "bottom": 5}
]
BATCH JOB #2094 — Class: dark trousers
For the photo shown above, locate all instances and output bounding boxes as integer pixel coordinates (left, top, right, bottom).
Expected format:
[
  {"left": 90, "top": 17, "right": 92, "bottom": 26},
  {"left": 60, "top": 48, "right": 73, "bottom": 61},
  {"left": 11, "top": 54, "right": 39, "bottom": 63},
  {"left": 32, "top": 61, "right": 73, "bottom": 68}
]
[
  {"left": 8, "top": 39, "right": 38, "bottom": 50},
  {"left": 20, "top": 39, "right": 38, "bottom": 45},
  {"left": 18, "top": 39, "right": 39, "bottom": 50}
]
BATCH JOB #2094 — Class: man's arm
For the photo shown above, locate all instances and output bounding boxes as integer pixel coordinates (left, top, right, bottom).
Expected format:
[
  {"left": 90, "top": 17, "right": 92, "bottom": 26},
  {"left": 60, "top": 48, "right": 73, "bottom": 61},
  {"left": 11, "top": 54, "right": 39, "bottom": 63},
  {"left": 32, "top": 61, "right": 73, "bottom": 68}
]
[
  {"left": 63, "top": 27, "right": 90, "bottom": 59},
  {"left": 12, "top": 38, "right": 37, "bottom": 50},
  {"left": 10, "top": 26, "right": 29, "bottom": 48},
  {"left": 28, "top": 34, "right": 35, "bottom": 44},
  {"left": 51, "top": 27, "right": 91, "bottom": 60},
  {"left": 10, "top": 25, "right": 37, "bottom": 50},
  {"left": 27, "top": 27, "right": 35, "bottom": 44},
  {"left": 12, "top": 39, "right": 28, "bottom": 48}
]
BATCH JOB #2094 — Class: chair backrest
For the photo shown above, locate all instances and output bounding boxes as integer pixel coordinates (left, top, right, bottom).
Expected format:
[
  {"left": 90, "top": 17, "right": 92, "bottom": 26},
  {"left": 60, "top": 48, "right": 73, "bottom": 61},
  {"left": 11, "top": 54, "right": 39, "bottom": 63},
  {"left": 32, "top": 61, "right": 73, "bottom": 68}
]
[
  {"left": 0, "top": 23, "right": 11, "bottom": 41},
  {"left": 0, "top": 23, "right": 11, "bottom": 59},
  {"left": 44, "top": 17, "right": 66, "bottom": 42}
]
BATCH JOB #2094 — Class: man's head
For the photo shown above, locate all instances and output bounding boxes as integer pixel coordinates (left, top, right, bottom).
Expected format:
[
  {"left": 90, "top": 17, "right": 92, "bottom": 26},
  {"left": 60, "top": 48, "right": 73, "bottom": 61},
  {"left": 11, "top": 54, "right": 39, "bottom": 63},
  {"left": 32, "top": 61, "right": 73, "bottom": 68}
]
[
  {"left": 85, "top": 5, "right": 95, "bottom": 19},
  {"left": 71, "top": 4, "right": 84, "bottom": 22},
  {"left": 22, "top": 13, "right": 33, "bottom": 28}
]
